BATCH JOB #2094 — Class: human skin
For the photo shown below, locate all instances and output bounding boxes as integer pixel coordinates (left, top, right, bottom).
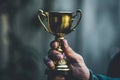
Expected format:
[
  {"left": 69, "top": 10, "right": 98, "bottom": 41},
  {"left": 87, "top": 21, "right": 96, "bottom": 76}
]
[{"left": 44, "top": 39, "right": 90, "bottom": 80}]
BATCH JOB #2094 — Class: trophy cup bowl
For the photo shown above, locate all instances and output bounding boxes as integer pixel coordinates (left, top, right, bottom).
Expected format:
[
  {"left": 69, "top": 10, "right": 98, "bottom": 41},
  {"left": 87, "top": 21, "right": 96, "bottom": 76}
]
[{"left": 38, "top": 9, "right": 82, "bottom": 72}]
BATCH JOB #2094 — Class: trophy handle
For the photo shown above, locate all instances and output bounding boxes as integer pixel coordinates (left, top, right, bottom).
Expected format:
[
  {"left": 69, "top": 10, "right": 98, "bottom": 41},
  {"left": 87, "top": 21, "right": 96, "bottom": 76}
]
[
  {"left": 38, "top": 9, "right": 49, "bottom": 32},
  {"left": 70, "top": 9, "right": 82, "bottom": 33}
]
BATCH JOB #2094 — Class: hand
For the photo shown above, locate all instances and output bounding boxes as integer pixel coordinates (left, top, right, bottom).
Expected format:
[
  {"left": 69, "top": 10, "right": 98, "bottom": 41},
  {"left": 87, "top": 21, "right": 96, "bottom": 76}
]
[{"left": 44, "top": 39, "right": 90, "bottom": 80}]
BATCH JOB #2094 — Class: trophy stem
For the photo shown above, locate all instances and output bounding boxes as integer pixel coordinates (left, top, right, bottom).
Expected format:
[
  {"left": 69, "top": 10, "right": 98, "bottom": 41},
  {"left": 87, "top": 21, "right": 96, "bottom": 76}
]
[
  {"left": 54, "top": 36, "right": 70, "bottom": 71},
  {"left": 55, "top": 36, "right": 64, "bottom": 52}
]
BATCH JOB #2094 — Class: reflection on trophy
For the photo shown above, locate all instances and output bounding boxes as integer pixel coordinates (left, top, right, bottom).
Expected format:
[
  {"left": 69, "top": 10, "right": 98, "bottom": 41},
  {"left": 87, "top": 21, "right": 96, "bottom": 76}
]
[{"left": 38, "top": 9, "right": 82, "bottom": 80}]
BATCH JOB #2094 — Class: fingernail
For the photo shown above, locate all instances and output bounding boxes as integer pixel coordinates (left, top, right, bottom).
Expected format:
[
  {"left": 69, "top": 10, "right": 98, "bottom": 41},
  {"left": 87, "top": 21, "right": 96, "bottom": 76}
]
[
  {"left": 57, "top": 54, "right": 64, "bottom": 60},
  {"left": 52, "top": 41, "right": 58, "bottom": 49},
  {"left": 62, "top": 39, "right": 69, "bottom": 49},
  {"left": 47, "top": 61, "right": 55, "bottom": 69}
]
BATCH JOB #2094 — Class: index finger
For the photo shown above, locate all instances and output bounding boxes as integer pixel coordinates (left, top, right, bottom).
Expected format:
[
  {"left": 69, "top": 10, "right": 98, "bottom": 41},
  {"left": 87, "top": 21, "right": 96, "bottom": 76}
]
[{"left": 50, "top": 41, "right": 59, "bottom": 49}]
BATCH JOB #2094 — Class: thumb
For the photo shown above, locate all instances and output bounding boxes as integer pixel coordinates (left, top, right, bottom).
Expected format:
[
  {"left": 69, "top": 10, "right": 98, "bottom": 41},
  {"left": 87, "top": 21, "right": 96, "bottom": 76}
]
[{"left": 62, "top": 39, "right": 83, "bottom": 63}]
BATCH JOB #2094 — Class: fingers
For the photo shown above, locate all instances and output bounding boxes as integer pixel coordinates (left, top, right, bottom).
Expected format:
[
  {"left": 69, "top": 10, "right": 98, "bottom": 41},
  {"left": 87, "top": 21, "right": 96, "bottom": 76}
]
[
  {"left": 47, "top": 39, "right": 83, "bottom": 68},
  {"left": 45, "top": 40, "right": 64, "bottom": 69},
  {"left": 50, "top": 41, "right": 59, "bottom": 49},
  {"left": 49, "top": 40, "right": 64, "bottom": 60},
  {"left": 50, "top": 39, "right": 78, "bottom": 59},
  {"left": 48, "top": 49, "right": 64, "bottom": 60},
  {"left": 44, "top": 56, "right": 55, "bottom": 69}
]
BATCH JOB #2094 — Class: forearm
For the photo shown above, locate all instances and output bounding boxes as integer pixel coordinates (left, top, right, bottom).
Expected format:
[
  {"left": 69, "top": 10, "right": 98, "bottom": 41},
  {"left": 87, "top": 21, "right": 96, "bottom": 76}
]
[{"left": 89, "top": 70, "right": 120, "bottom": 80}]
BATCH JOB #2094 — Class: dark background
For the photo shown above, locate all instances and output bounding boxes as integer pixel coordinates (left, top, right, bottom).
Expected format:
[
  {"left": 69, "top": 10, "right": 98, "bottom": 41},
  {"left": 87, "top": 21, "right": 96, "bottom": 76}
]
[{"left": 0, "top": 0, "right": 120, "bottom": 80}]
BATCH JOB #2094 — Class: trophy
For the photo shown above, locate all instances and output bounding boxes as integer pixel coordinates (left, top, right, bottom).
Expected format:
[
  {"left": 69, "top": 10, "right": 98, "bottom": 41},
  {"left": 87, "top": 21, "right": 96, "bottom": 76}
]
[{"left": 38, "top": 9, "right": 82, "bottom": 80}]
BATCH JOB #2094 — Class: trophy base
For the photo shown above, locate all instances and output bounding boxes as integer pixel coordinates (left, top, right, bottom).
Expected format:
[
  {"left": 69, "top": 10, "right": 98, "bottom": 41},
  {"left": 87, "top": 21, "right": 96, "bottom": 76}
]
[
  {"left": 56, "top": 59, "right": 70, "bottom": 71},
  {"left": 46, "top": 69, "right": 72, "bottom": 80}
]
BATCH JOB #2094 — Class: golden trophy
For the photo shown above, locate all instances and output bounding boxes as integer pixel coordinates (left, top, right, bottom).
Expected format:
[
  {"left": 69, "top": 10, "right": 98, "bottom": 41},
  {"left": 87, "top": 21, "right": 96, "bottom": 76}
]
[{"left": 38, "top": 9, "right": 82, "bottom": 80}]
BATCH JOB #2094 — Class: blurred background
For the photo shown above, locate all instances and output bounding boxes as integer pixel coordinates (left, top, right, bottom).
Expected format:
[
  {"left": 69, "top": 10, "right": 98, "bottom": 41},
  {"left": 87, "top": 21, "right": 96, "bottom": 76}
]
[{"left": 0, "top": 0, "right": 120, "bottom": 80}]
